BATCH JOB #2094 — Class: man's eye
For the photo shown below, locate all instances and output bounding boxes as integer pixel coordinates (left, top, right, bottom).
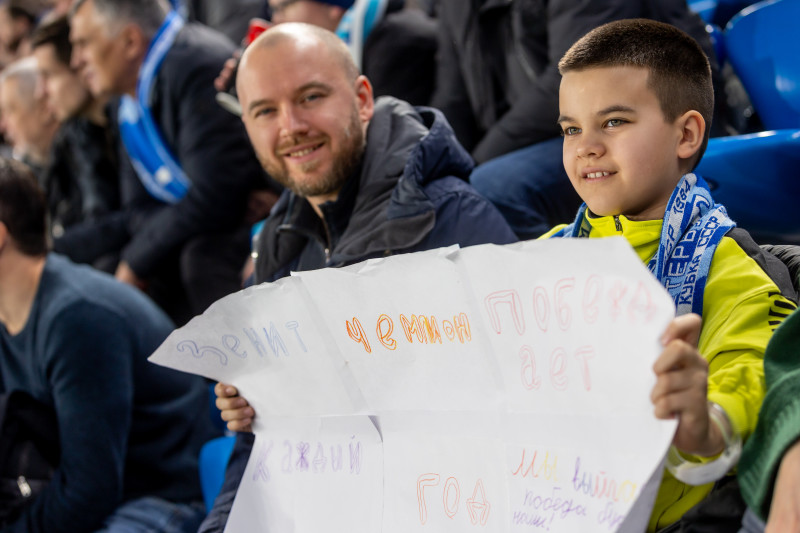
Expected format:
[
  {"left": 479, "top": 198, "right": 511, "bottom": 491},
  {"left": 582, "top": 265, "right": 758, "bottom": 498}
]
[
  {"left": 605, "top": 118, "right": 626, "bottom": 128},
  {"left": 562, "top": 126, "right": 580, "bottom": 136},
  {"left": 254, "top": 107, "right": 275, "bottom": 118}
]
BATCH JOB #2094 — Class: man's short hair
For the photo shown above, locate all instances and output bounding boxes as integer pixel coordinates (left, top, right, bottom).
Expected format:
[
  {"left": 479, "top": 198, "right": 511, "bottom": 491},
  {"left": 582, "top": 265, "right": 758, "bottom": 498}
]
[
  {"left": 3, "top": 0, "right": 48, "bottom": 24},
  {"left": 70, "top": 0, "right": 169, "bottom": 40},
  {"left": 559, "top": 19, "right": 714, "bottom": 167},
  {"left": 0, "top": 56, "right": 40, "bottom": 105},
  {"left": 30, "top": 15, "right": 72, "bottom": 65},
  {"left": 0, "top": 157, "right": 47, "bottom": 256}
]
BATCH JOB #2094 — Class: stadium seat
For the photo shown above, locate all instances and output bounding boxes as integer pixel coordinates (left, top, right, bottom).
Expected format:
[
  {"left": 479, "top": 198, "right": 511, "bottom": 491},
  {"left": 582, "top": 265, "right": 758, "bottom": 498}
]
[
  {"left": 690, "top": 0, "right": 765, "bottom": 26},
  {"left": 693, "top": 0, "right": 800, "bottom": 244},
  {"left": 696, "top": 130, "right": 800, "bottom": 243},
  {"left": 199, "top": 435, "right": 236, "bottom": 512},
  {"left": 689, "top": 0, "right": 719, "bottom": 23},
  {"left": 725, "top": 0, "right": 800, "bottom": 129}
]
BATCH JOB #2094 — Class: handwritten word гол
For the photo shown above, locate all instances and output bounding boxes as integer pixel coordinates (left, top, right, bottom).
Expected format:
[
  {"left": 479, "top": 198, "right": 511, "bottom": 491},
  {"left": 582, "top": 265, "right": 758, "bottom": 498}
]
[{"left": 417, "top": 474, "right": 490, "bottom": 526}]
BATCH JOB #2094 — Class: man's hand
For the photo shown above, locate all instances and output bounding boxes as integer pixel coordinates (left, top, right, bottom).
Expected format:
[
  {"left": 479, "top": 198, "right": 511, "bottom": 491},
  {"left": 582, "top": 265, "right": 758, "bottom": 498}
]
[
  {"left": 115, "top": 261, "right": 147, "bottom": 291},
  {"left": 214, "top": 51, "right": 241, "bottom": 92},
  {"left": 651, "top": 313, "right": 724, "bottom": 457},
  {"left": 766, "top": 439, "right": 800, "bottom": 533},
  {"left": 215, "top": 382, "right": 254, "bottom": 432}
]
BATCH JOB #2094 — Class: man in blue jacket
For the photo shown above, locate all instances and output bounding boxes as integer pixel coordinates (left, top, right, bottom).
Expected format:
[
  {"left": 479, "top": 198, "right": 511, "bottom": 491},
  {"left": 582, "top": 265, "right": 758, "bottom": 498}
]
[{"left": 199, "top": 23, "right": 518, "bottom": 531}]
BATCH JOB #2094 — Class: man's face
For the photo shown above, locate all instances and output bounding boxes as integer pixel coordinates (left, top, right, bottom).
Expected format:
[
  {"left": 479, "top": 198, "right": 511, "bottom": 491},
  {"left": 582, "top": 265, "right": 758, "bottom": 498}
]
[
  {"left": 0, "top": 77, "right": 57, "bottom": 157},
  {"left": 70, "top": 0, "right": 131, "bottom": 97},
  {"left": 268, "top": 0, "right": 340, "bottom": 31},
  {"left": 34, "top": 44, "right": 90, "bottom": 122},
  {"left": 558, "top": 66, "right": 686, "bottom": 221},
  {"left": 237, "top": 38, "right": 373, "bottom": 204}
]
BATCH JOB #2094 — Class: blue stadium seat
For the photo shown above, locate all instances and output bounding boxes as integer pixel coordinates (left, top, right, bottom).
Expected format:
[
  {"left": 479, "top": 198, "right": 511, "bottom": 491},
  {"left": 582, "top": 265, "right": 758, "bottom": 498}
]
[
  {"left": 696, "top": 130, "right": 800, "bottom": 243},
  {"left": 693, "top": 0, "right": 800, "bottom": 244},
  {"left": 199, "top": 435, "right": 236, "bottom": 512},
  {"left": 690, "top": 0, "right": 719, "bottom": 23},
  {"left": 725, "top": 0, "right": 800, "bottom": 129}
]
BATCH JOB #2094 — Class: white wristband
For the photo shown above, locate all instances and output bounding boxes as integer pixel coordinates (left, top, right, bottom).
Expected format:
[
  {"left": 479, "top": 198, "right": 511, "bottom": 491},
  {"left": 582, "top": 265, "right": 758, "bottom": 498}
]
[{"left": 665, "top": 401, "right": 742, "bottom": 486}]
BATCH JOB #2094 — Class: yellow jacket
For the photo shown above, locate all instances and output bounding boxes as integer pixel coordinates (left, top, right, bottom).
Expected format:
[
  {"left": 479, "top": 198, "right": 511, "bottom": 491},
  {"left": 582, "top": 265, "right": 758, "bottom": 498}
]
[{"left": 543, "top": 213, "right": 797, "bottom": 531}]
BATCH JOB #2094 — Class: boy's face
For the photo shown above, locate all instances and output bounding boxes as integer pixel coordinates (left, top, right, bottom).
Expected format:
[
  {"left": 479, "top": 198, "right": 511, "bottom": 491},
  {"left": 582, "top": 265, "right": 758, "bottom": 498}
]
[{"left": 558, "top": 66, "right": 685, "bottom": 221}]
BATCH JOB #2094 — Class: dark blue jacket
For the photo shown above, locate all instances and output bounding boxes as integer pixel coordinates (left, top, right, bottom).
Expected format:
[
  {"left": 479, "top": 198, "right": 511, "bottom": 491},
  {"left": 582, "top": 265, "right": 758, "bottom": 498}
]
[
  {"left": 0, "top": 255, "right": 217, "bottom": 533},
  {"left": 199, "top": 97, "right": 517, "bottom": 532}
]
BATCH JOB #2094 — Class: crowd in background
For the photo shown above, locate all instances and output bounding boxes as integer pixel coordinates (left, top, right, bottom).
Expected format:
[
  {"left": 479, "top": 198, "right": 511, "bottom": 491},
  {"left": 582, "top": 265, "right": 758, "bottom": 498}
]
[{"left": 0, "top": 0, "right": 797, "bottom": 532}]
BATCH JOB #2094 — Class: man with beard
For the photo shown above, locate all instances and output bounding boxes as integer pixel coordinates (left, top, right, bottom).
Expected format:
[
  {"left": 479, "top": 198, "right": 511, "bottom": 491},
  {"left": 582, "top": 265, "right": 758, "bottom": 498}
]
[{"left": 198, "top": 23, "right": 517, "bottom": 532}]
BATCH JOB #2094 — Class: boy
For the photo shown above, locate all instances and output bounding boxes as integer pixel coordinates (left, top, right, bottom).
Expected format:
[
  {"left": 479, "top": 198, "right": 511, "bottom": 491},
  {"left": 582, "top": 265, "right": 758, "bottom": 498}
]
[{"left": 549, "top": 19, "right": 797, "bottom": 530}]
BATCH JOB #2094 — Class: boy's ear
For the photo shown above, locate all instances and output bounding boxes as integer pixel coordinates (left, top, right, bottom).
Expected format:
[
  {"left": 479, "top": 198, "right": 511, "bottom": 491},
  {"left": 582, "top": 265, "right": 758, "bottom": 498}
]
[
  {"left": 0, "top": 222, "right": 8, "bottom": 255},
  {"left": 676, "top": 110, "right": 705, "bottom": 161}
]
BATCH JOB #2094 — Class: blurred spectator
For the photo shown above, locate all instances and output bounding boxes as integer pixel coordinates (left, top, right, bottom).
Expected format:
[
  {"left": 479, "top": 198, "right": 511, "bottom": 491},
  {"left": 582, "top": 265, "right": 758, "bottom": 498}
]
[
  {"left": 44, "top": 0, "right": 74, "bottom": 17},
  {"left": 0, "top": 57, "right": 59, "bottom": 176},
  {"left": 0, "top": 0, "right": 48, "bottom": 64},
  {"left": 433, "top": 0, "right": 732, "bottom": 239},
  {"left": 69, "top": 0, "right": 280, "bottom": 324},
  {"left": 31, "top": 15, "right": 122, "bottom": 272},
  {"left": 184, "top": 0, "right": 266, "bottom": 44},
  {"left": 0, "top": 157, "right": 217, "bottom": 533},
  {"left": 265, "top": 0, "right": 436, "bottom": 105}
]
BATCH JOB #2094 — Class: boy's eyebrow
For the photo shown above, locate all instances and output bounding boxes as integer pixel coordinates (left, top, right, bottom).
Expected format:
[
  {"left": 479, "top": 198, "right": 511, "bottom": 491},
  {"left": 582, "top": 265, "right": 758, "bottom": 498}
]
[
  {"left": 556, "top": 105, "right": 637, "bottom": 125},
  {"left": 598, "top": 104, "right": 636, "bottom": 115},
  {"left": 247, "top": 81, "right": 333, "bottom": 114}
]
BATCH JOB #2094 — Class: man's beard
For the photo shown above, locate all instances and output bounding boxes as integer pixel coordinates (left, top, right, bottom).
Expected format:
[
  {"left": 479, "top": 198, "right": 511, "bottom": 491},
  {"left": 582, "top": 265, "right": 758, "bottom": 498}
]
[{"left": 260, "top": 105, "right": 366, "bottom": 199}]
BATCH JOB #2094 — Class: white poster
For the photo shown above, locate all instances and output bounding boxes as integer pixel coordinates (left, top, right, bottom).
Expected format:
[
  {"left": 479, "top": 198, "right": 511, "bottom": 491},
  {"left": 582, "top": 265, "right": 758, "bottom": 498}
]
[{"left": 150, "top": 237, "right": 678, "bottom": 532}]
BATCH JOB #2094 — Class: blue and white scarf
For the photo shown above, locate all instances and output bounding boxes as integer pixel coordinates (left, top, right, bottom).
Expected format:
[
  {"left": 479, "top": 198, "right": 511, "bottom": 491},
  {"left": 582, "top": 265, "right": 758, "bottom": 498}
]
[
  {"left": 336, "top": 0, "right": 388, "bottom": 71},
  {"left": 118, "top": 10, "right": 191, "bottom": 205},
  {"left": 552, "top": 173, "right": 736, "bottom": 316}
]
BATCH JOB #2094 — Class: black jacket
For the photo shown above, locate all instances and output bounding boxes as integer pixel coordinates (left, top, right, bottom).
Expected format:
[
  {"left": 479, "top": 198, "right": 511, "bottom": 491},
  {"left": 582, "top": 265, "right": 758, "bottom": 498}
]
[
  {"left": 432, "top": 0, "right": 723, "bottom": 163},
  {"left": 117, "top": 22, "right": 277, "bottom": 278},
  {"left": 363, "top": 0, "right": 438, "bottom": 106},
  {"left": 254, "top": 97, "right": 518, "bottom": 283},
  {"left": 43, "top": 117, "right": 119, "bottom": 238}
]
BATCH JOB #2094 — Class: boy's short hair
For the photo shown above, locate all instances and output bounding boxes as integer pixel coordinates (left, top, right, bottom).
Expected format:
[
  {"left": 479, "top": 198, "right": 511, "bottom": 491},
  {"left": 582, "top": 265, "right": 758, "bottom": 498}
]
[
  {"left": 31, "top": 15, "right": 72, "bottom": 66},
  {"left": 559, "top": 19, "right": 713, "bottom": 168},
  {"left": 0, "top": 158, "right": 48, "bottom": 256}
]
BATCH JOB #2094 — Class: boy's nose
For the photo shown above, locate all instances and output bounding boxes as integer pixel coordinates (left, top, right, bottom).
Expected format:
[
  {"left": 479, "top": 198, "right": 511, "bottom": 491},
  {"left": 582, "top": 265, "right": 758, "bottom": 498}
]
[{"left": 576, "top": 132, "right": 604, "bottom": 159}]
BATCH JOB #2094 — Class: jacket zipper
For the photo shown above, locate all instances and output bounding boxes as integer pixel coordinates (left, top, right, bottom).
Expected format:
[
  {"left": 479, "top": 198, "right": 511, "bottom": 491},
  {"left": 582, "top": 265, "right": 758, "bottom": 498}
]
[{"left": 614, "top": 215, "right": 622, "bottom": 232}]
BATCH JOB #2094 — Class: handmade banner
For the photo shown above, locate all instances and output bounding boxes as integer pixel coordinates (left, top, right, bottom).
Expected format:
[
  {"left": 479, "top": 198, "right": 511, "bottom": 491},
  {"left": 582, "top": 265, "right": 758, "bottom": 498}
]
[{"left": 150, "top": 237, "right": 678, "bottom": 532}]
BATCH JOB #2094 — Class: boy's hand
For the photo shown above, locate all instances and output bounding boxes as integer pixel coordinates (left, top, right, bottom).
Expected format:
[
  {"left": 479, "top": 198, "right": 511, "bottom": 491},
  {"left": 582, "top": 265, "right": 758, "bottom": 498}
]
[
  {"left": 766, "top": 439, "right": 800, "bottom": 533},
  {"left": 215, "top": 382, "right": 254, "bottom": 432},
  {"left": 651, "top": 314, "right": 724, "bottom": 457}
]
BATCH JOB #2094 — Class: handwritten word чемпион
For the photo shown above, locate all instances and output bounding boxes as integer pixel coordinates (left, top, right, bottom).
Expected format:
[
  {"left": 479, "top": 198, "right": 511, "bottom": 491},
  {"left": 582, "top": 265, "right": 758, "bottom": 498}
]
[{"left": 346, "top": 313, "right": 472, "bottom": 354}]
